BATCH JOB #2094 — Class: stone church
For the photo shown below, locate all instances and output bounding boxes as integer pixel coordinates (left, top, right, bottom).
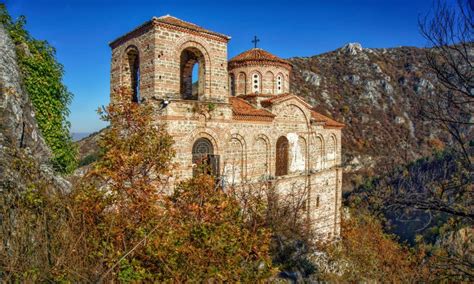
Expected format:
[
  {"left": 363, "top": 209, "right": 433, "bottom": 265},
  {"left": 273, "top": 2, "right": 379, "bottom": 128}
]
[{"left": 109, "top": 15, "right": 343, "bottom": 239}]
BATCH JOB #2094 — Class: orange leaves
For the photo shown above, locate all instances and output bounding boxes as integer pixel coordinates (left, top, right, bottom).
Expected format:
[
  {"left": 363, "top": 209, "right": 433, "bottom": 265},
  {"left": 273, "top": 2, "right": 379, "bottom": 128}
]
[
  {"left": 71, "top": 88, "right": 272, "bottom": 281},
  {"left": 147, "top": 175, "right": 273, "bottom": 281}
]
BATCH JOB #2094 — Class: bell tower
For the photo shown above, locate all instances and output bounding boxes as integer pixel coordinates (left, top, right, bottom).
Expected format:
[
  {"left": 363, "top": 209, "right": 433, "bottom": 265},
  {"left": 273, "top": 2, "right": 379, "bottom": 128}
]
[{"left": 109, "top": 15, "right": 231, "bottom": 104}]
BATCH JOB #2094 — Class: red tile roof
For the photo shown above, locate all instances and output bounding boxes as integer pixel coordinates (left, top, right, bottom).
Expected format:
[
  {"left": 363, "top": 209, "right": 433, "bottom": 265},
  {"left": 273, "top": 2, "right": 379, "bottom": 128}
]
[
  {"left": 229, "top": 97, "right": 275, "bottom": 121},
  {"left": 260, "top": 94, "right": 344, "bottom": 128},
  {"left": 228, "top": 48, "right": 292, "bottom": 70},
  {"left": 311, "top": 110, "right": 345, "bottom": 128},
  {"left": 260, "top": 93, "right": 293, "bottom": 105}
]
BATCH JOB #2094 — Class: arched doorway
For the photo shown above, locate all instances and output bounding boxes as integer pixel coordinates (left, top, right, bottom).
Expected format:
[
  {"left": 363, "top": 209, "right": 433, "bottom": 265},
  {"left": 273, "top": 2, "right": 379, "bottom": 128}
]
[
  {"left": 192, "top": 138, "right": 219, "bottom": 177},
  {"left": 275, "top": 136, "right": 289, "bottom": 176},
  {"left": 180, "top": 47, "right": 205, "bottom": 100}
]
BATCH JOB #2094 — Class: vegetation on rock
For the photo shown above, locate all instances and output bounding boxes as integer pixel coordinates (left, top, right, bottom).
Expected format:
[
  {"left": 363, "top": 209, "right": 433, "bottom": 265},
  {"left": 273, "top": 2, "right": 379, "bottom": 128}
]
[{"left": 0, "top": 4, "right": 76, "bottom": 174}]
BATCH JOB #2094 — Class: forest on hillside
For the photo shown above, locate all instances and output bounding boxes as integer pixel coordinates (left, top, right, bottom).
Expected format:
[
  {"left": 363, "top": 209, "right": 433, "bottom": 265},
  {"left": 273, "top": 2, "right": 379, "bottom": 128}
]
[{"left": 1, "top": 1, "right": 472, "bottom": 282}]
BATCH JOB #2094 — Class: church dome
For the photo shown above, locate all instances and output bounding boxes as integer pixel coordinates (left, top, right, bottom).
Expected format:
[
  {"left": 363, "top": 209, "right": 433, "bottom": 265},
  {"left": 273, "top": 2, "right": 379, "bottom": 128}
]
[{"left": 228, "top": 48, "right": 292, "bottom": 70}]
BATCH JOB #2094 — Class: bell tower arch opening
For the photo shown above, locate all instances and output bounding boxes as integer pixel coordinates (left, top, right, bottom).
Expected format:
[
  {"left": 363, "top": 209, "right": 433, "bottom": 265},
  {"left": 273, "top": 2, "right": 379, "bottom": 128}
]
[
  {"left": 123, "top": 45, "right": 140, "bottom": 103},
  {"left": 180, "top": 47, "right": 206, "bottom": 100}
]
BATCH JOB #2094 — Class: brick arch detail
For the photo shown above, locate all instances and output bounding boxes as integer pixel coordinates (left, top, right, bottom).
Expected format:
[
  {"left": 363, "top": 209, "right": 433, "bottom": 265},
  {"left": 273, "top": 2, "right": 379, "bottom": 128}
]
[
  {"left": 188, "top": 129, "right": 220, "bottom": 155},
  {"left": 327, "top": 133, "right": 337, "bottom": 166},
  {"left": 227, "top": 133, "right": 247, "bottom": 179},
  {"left": 249, "top": 70, "right": 263, "bottom": 94},
  {"left": 174, "top": 37, "right": 213, "bottom": 97},
  {"left": 298, "top": 135, "right": 308, "bottom": 172},
  {"left": 276, "top": 72, "right": 285, "bottom": 93},
  {"left": 310, "top": 132, "right": 325, "bottom": 170},
  {"left": 264, "top": 70, "right": 275, "bottom": 94},
  {"left": 286, "top": 103, "right": 311, "bottom": 130},
  {"left": 237, "top": 71, "right": 247, "bottom": 95},
  {"left": 255, "top": 134, "right": 271, "bottom": 176}
]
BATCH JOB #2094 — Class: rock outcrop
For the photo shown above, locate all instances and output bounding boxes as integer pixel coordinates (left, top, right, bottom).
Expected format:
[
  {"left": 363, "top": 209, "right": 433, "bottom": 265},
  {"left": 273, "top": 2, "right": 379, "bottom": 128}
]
[{"left": 0, "top": 24, "right": 69, "bottom": 192}]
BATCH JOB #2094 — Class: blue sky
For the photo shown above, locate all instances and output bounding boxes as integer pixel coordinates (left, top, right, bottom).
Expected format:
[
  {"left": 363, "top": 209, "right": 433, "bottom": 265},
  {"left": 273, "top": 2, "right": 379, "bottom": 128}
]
[{"left": 6, "top": 0, "right": 438, "bottom": 133}]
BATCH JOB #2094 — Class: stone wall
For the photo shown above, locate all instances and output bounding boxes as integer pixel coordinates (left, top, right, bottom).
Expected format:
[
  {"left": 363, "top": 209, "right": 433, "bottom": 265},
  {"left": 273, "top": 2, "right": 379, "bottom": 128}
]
[{"left": 0, "top": 25, "right": 49, "bottom": 159}]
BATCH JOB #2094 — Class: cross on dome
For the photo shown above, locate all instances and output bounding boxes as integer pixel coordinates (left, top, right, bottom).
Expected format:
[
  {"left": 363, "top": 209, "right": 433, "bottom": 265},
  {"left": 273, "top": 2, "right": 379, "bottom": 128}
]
[{"left": 251, "top": 35, "right": 260, "bottom": 48}]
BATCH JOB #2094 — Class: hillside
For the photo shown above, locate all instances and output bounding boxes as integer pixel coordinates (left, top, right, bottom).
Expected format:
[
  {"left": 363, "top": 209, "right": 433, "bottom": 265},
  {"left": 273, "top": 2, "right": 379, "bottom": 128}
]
[
  {"left": 75, "top": 129, "right": 104, "bottom": 168},
  {"left": 348, "top": 151, "right": 472, "bottom": 243},
  {"left": 290, "top": 43, "right": 448, "bottom": 190}
]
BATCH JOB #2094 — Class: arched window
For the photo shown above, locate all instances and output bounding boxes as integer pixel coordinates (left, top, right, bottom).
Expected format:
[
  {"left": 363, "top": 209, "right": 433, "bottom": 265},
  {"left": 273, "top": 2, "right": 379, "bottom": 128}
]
[
  {"left": 229, "top": 73, "right": 236, "bottom": 96},
  {"left": 180, "top": 47, "right": 205, "bottom": 100},
  {"left": 276, "top": 74, "right": 283, "bottom": 94},
  {"left": 192, "top": 138, "right": 219, "bottom": 177},
  {"left": 124, "top": 46, "right": 140, "bottom": 103},
  {"left": 275, "top": 136, "right": 289, "bottom": 176},
  {"left": 252, "top": 72, "right": 261, "bottom": 93}
]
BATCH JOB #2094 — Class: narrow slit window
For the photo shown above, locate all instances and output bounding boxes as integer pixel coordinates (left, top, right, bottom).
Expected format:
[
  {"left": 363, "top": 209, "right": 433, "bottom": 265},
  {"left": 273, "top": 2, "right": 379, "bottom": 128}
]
[
  {"left": 252, "top": 73, "right": 260, "bottom": 93},
  {"left": 276, "top": 75, "right": 283, "bottom": 94}
]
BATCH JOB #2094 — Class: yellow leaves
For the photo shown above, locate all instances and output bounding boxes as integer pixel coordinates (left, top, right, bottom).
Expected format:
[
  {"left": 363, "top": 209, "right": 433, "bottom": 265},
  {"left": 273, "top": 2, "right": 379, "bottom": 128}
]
[{"left": 321, "top": 211, "right": 427, "bottom": 282}]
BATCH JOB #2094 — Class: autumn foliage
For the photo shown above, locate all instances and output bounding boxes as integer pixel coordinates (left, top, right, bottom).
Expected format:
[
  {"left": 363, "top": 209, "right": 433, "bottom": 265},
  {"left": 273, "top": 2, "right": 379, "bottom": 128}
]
[
  {"left": 318, "top": 211, "right": 428, "bottom": 282},
  {"left": 149, "top": 175, "right": 273, "bottom": 281},
  {"left": 69, "top": 89, "right": 273, "bottom": 281}
]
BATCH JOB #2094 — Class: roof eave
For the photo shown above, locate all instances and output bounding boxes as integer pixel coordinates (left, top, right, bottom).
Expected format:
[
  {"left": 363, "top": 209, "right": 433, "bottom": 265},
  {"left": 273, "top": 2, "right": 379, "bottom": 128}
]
[
  {"left": 109, "top": 19, "right": 154, "bottom": 48},
  {"left": 109, "top": 17, "right": 231, "bottom": 49},
  {"left": 154, "top": 17, "right": 231, "bottom": 41}
]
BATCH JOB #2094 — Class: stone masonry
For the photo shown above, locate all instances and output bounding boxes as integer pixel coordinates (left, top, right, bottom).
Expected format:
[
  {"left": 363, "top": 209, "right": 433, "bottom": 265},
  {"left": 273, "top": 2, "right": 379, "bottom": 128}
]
[{"left": 109, "top": 15, "right": 344, "bottom": 240}]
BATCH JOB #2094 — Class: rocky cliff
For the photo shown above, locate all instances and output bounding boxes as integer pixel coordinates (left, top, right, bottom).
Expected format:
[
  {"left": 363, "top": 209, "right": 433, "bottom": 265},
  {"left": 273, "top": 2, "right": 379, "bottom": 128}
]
[
  {"left": 290, "top": 43, "right": 447, "bottom": 190},
  {"left": 0, "top": 23, "right": 69, "bottom": 192}
]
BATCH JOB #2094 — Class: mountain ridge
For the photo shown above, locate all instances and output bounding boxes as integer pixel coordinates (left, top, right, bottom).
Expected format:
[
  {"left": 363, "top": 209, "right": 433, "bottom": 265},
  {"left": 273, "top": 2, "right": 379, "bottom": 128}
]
[{"left": 289, "top": 42, "right": 451, "bottom": 190}]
